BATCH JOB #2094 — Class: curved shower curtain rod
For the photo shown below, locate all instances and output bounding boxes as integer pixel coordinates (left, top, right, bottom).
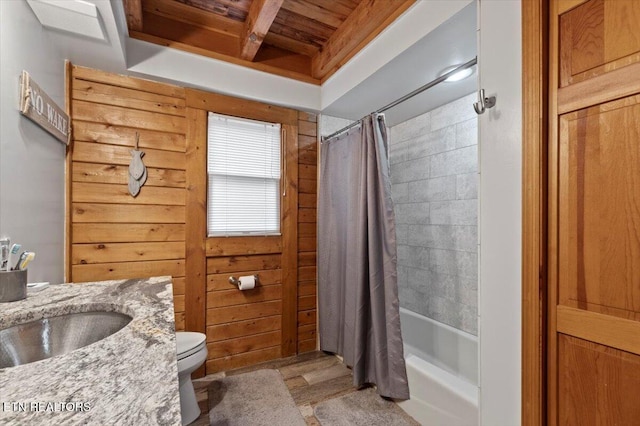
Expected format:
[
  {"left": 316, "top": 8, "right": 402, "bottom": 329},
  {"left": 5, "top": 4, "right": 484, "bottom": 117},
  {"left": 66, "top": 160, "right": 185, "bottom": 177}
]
[{"left": 321, "top": 56, "right": 478, "bottom": 142}]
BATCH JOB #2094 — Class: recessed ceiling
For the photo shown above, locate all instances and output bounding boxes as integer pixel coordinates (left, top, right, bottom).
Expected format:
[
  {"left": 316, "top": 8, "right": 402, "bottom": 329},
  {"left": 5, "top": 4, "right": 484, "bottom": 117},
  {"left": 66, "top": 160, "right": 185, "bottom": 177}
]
[
  {"left": 122, "top": 0, "right": 417, "bottom": 84},
  {"left": 26, "top": 0, "right": 106, "bottom": 41},
  {"left": 322, "top": 1, "right": 478, "bottom": 126}
]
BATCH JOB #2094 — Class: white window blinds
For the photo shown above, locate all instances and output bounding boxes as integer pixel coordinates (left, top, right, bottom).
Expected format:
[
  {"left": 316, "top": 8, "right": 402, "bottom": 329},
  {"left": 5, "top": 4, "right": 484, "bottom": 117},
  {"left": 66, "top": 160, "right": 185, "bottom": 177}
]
[{"left": 207, "top": 112, "right": 281, "bottom": 236}]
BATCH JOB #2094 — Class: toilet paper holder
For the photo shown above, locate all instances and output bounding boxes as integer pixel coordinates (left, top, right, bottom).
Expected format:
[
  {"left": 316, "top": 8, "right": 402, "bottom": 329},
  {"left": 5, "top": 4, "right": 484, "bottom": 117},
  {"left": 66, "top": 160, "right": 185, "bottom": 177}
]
[{"left": 229, "top": 275, "right": 258, "bottom": 288}]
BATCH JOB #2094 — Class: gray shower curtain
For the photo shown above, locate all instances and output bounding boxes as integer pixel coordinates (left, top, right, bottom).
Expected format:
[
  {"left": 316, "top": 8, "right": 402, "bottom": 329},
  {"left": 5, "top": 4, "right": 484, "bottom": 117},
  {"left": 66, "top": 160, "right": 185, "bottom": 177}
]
[{"left": 318, "top": 113, "right": 409, "bottom": 400}]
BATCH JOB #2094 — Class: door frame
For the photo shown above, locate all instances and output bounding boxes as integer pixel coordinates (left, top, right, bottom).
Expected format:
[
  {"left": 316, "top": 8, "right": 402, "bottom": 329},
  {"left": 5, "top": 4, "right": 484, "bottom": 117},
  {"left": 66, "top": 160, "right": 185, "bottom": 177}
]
[{"left": 522, "top": 0, "right": 549, "bottom": 424}]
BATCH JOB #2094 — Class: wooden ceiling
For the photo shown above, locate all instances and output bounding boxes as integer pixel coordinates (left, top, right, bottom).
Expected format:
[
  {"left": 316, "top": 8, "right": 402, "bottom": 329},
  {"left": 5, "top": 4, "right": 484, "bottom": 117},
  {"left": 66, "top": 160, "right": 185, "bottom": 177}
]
[{"left": 123, "top": 0, "right": 416, "bottom": 84}]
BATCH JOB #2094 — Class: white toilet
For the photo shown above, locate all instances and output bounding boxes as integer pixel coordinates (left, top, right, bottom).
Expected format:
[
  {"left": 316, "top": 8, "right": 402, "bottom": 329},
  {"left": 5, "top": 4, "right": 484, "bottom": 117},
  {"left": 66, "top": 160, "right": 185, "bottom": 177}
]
[{"left": 176, "top": 331, "right": 207, "bottom": 425}]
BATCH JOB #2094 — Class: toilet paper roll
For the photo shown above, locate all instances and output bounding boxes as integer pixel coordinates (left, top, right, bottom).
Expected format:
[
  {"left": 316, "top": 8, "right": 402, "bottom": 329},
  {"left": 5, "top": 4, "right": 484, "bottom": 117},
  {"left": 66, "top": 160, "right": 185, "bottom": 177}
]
[{"left": 238, "top": 275, "right": 256, "bottom": 290}]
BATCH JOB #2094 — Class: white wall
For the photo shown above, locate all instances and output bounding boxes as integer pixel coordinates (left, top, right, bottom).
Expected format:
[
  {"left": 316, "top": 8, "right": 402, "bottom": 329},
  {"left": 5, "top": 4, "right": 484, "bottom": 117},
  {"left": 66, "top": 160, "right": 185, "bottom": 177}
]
[
  {"left": 47, "top": 0, "right": 127, "bottom": 74},
  {"left": 126, "top": 38, "right": 321, "bottom": 111},
  {"left": 319, "top": 115, "right": 354, "bottom": 138},
  {"left": 0, "top": 1, "right": 66, "bottom": 283},
  {"left": 478, "top": 0, "right": 522, "bottom": 424}
]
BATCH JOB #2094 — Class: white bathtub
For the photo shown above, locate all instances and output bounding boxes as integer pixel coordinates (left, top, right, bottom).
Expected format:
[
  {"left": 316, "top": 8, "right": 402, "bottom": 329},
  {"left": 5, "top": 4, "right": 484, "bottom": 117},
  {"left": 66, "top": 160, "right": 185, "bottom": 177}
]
[{"left": 398, "top": 308, "right": 479, "bottom": 426}]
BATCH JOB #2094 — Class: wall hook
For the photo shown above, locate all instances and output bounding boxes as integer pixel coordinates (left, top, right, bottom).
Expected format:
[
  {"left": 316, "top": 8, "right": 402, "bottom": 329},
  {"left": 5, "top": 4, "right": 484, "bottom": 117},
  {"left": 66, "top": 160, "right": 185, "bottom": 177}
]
[{"left": 473, "top": 89, "right": 496, "bottom": 115}]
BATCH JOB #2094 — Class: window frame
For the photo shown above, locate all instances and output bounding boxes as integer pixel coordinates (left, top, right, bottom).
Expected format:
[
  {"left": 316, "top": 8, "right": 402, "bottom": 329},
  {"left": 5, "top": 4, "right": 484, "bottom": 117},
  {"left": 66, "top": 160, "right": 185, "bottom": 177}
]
[{"left": 206, "top": 112, "right": 283, "bottom": 237}]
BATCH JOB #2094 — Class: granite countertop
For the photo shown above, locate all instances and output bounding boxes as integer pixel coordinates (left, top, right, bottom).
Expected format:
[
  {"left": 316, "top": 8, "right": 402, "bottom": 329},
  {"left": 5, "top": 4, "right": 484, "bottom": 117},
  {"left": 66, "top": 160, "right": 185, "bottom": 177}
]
[{"left": 0, "top": 276, "right": 181, "bottom": 425}]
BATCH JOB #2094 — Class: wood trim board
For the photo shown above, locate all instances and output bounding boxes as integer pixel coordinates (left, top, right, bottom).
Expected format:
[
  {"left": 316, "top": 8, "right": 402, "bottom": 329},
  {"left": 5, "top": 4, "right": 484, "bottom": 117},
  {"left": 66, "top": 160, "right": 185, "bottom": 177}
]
[
  {"left": 557, "top": 306, "right": 640, "bottom": 356},
  {"left": 206, "top": 236, "right": 283, "bottom": 257},
  {"left": 557, "top": 62, "right": 640, "bottom": 114},
  {"left": 65, "top": 60, "right": 73, "bottom": 282},
  {"left": 281, "top": 123, "right": 299, "bottom": 356},
  {"left": 546, "top": 0, "right": 561, "bottom": 422},
  {"left": 185, "top": 107, "right": 207, "bottom": 338},
  {"left": 557, "top": 0, "right": 590, "bottom": 14},
  {"left": 185, "top": 88, "right": 298, "bottom": 125},
  {"left": 522, "top": 0, "right": 549, "bottom": 424}
]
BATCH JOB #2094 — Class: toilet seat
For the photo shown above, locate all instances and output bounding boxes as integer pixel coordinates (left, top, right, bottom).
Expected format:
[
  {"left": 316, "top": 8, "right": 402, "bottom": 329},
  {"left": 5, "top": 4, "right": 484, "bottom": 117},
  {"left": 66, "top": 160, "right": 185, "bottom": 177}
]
[
  {"left": 175, "top": 331, "right": 208, "bottom": 424},
  {"left": 176, "top": 332, "right": 206, "bottom": 361}
]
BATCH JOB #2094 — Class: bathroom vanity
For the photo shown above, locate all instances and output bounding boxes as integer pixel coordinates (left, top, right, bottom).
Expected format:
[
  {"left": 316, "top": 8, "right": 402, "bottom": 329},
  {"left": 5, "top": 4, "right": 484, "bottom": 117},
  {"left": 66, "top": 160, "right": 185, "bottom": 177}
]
[{"left": 0, "top": 276, "right": 181, "bottom": 425}]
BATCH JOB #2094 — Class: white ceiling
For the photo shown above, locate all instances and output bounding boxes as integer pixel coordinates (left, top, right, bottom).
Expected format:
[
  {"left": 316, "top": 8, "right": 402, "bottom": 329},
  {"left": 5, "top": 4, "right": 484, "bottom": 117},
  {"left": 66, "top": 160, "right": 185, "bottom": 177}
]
[
  {"left": 26, "top": 0, "right": 107, "bottom": 41},
  {"left": 322, "top": 1, "right": 478, "bottom": 127}
]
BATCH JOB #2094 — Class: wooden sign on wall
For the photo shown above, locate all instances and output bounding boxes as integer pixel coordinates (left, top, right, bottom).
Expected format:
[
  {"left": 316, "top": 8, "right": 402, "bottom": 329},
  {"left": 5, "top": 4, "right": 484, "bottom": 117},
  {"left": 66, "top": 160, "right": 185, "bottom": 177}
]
[{"left": 19, "top": 70, "right": 69, "bottom": 144}]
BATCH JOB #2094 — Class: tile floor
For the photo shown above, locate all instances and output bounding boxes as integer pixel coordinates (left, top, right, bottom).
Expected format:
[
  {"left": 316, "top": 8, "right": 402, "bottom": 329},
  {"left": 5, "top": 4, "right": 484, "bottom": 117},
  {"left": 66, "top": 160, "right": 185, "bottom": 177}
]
[{"left": 191, "top": 351, "right": 418, "bottom": 426}]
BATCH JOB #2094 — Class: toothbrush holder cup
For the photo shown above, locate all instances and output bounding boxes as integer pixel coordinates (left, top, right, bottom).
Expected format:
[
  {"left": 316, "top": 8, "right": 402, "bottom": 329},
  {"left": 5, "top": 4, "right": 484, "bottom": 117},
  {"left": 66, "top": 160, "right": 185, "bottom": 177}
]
[{"left": 0, "top": 269, "right": 27, "bottom": 302}]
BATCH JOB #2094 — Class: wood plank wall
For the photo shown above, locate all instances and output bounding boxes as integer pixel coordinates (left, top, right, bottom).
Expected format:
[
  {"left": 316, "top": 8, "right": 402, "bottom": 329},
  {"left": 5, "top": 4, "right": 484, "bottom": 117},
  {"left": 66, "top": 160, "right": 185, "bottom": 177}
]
[
  {"left": 68, "top": 65, "right": 188, "bottom": 330},
  {"left": 205, "top": 236, "right": 285, "bottom": 372},
  {"left": 67, "top": 66, "right": 318, "bottom": 372},
  {"left": 297, "top": 112, "right": 318, "bottom": 353}
]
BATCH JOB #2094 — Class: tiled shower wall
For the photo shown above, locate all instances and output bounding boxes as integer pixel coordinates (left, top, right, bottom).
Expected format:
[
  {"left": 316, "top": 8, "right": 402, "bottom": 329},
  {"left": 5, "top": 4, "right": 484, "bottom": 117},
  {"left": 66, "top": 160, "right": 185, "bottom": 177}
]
[
  {"left": 389, "top": 93, "right": 478, "bottom": 335},
  {"left": 319, "top": 115, "right": 354, "bottom": 138}
]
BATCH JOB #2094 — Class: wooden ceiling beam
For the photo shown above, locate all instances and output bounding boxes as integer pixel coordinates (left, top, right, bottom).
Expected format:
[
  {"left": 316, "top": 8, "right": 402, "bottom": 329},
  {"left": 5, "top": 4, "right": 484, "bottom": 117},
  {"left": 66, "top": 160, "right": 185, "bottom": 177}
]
[
  {"left": 180, "top": 0, "right": 252, "bottom": 16},
  {"left": 130, "top": 12, "right": 320, "bottom": 85},
  {"left": 143, "top": 0, "right": 243, "bottom": 37},
  {"left": 264, "top": 32, "right": 319, "bottom": 57},
  {"left": 281, "top": 0, "right": 346, "bottom": 28},
  {"left": 311, "top": 0, "right": 416, "bottom": 80},
  {"left": 240, "top": 0, "right": 285, "bottom": 61},
  {"left": 123, "top": 0, "right": 143, "bottom": 32}
]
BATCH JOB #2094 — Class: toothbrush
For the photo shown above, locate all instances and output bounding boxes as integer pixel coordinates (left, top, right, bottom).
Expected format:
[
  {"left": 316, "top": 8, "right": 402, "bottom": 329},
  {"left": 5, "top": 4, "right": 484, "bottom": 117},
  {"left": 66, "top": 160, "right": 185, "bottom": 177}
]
[
  {"left": 14, "top": 252, "right": 27, "bottom": 271},
  {"left": 18, "top": 252, "right": 35, "bottom": 271},
  {"left": 7, "top": 244, "right": 21, "bottom": 272}
]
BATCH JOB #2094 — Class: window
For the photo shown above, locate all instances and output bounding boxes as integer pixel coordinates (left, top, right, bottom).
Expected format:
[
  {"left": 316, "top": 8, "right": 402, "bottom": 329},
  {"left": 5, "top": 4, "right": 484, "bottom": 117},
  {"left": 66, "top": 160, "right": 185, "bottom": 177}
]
[{"left": 207, "top": 112, "right": 281, "bottom": 236}]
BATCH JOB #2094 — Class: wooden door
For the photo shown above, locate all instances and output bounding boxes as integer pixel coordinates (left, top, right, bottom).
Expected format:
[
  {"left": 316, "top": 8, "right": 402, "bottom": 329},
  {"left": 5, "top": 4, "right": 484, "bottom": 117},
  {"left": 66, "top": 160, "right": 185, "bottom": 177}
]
[{"left": 548, "top": 0, "right": 640, "bottom": 423}]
